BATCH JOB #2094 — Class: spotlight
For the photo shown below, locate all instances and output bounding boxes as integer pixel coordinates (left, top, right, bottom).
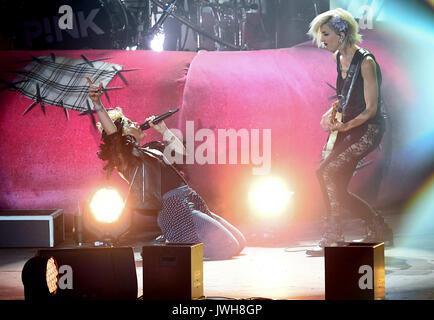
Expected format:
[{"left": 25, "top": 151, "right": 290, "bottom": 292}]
[
  {"left": 22, "top": 256, "right": 59, "bottom": 300},
  {"left": 248, "top": 177, "right": 294, "bottom": 217},
  {"left": 37, "top": 247, "right": 138, "bottom": 300},
  {"left": 82, "top": 187, "right": 131, "bottom": 244},
  {"left": 150, "top": 32, "right": 165, "bottom": 52},
  {"left": 89, "top": 188, "right": 125, "bottom": 224}
]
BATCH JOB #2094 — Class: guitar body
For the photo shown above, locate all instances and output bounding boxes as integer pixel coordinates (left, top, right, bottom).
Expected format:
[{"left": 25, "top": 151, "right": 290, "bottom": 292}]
[{"left": 322, "top": 101, "right": 342, "bottom": 159}]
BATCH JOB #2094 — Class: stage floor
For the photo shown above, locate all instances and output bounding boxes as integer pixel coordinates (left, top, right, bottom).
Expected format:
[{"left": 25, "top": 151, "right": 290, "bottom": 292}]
[{"left": 1, "top": 215, "right": 433, "bottom": 300}]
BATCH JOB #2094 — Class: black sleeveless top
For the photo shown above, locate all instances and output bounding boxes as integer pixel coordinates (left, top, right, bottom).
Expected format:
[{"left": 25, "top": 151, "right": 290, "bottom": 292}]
[
  {"left": 160, "top": 156, "right": 186, "bottom": 194},
  {"left": 336, "top": 48, "right": 385, "bottom": 127}
]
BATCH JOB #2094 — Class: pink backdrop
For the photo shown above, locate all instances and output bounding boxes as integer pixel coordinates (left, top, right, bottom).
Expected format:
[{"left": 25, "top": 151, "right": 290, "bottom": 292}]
[{"left": 0, "top": 29, "right": 412, "bottom": 225}]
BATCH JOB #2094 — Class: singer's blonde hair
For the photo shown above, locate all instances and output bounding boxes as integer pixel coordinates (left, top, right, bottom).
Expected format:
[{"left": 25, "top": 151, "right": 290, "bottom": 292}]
[
  {"left": 307, "top": 8, "right": 362, "bottom": 48},
  {"left": 96, "top": 107, "right": 136, "bottom": 136}
]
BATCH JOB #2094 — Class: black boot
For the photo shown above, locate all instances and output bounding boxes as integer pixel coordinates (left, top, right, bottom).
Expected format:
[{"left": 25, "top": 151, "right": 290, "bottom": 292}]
[
  {"left": 306, "top": 216, "right": 344, "bottom": 257},
  {"left": 353, "top": 213, "right": 394, "bottom": 246}
]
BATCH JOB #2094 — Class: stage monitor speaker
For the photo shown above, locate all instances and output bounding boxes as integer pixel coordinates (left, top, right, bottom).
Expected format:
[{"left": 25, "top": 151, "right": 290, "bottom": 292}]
[
  {"left": 142, "top": 243, "right": 204, "bottom": 300},
  {"left": 325, "top": 242, "right": 385, "bottom": 300},
  {"left": 37, "top": 247, "right": 138, "bottom": 300}
]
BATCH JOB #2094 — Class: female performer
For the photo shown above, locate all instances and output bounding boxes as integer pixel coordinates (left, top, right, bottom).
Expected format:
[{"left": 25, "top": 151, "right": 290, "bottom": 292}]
[
  {"left": 306, "top": 8, "right": 393, "bottom": 256},
  {"left": 86, "top": 77, "right": 245, "bottom": 260}
]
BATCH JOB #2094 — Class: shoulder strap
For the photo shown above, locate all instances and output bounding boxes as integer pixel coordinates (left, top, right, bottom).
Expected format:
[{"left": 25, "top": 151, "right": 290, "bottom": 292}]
[{"left": 358, "top": 47, "right": 373, "bottom": 59}]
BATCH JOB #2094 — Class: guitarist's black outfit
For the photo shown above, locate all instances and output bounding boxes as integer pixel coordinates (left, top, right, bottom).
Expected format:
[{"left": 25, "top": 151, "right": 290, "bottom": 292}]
[{"left": 306, "top": 48, "right": 393, "bottom": 256}]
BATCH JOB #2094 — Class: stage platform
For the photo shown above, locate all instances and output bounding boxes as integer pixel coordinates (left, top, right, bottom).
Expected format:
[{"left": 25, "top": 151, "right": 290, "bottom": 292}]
[{"left": 1, "top": 215, "right": 433, "bottom": 301}]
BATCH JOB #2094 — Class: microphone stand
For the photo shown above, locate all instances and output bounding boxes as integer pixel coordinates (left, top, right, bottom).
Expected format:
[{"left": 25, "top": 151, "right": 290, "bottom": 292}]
[{"left": 148, "top": 0, "right": 179, "bottom": 38}]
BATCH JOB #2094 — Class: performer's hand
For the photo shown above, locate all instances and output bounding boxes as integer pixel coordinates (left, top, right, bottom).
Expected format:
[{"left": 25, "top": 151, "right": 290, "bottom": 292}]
[
  {"left": 146, "top": 116, "right": 168, "bottom": 134},
  {"left": 86, "top": 77, "right": 103, "bottom": 103},
  {"left": 329, "top": 121, "right": 349, "bottom": 132},
  {"left": 320, "top": 113, "right": 333, "bottom": 131}
]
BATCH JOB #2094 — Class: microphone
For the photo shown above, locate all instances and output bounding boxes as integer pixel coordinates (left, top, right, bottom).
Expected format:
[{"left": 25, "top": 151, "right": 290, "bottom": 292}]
[{"left": 139, "top": 108, "right": 179, "bottom": 130}]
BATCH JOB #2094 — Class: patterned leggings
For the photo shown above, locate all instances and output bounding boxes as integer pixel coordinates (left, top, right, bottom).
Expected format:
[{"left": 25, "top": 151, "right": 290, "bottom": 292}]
[
  {"left": 317, "top": 123, "right": 384, "bottom": 223},
  {"left": 157, "top": 185, "right": 246, "bottom": 260}
]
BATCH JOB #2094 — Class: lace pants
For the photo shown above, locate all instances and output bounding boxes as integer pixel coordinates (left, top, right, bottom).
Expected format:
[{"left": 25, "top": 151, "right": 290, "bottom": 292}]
[{"left": 317, "top": 123, "right": 384, "bottom": 223}]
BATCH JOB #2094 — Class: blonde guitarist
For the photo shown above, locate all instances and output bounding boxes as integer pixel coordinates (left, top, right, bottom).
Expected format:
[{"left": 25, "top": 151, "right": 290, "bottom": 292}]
[{"left": 306, "top": 8, "right": 393, "bottom": 257}]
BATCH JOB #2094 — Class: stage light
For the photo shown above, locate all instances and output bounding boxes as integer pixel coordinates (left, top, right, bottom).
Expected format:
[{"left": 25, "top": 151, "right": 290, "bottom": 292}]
[
  {"left": 248, "top": 177, "right": 293, "bottom": 217},
  {"left": 89, "top": 188, "right": 125, "bottom": 224},
  {"left": 22, "top": 255, "right": 59, "bottom": 300},
  {"left": 150, "top": 32, "right": 165, "bottom": 52},
  {"left": 46, "top": 257, "right": 59, "bottom": 294},
  {"left": 37, "top": 247, "right": 138, "bottom": 300},
  {"left": 82, "top": 187, "right": 131, "bottom": 243}
]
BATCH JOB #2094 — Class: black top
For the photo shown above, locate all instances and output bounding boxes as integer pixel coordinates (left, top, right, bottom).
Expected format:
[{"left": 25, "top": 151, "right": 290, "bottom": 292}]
[
  {"left": 336, "top": 48, "right": 384, "bottom": 126},
  {"left": 97, "top": 120, "right": 186, "bottom": 212},
  {"left": 126, "top": 140, "right": 187, "bottom": 195},
  {"left": 158, "top": 151, "right": 187, "bottom": 195}
]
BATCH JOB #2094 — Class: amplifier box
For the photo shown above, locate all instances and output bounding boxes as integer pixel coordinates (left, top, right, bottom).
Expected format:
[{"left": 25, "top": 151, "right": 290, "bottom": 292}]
[
  {"left": 0, "top": 209, "right": 64, "bottom": 247},
  {"left": 325, "top": 242, "right": 385, "bottom": 300},
  {"left": 142, "top": 243, "right": 204, "bottom": 300}
]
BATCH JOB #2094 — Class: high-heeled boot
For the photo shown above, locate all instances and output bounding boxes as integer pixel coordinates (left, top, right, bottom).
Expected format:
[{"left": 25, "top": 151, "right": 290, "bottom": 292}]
[
  {"left": 353, "top": 213, "right": 394, "bottom": 246},
  {"left": 306, "top": 216, "right": 345, "bottom": 257}
]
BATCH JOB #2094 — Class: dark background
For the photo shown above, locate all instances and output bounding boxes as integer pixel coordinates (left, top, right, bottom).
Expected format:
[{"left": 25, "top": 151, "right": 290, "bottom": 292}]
[{"left": 0, "top": 0, "right": 330, "bottom": 51}]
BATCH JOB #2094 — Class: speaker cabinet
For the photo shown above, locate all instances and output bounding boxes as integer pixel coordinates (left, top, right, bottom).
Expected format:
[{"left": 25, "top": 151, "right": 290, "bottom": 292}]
[
  {"left": 142, "top": 243, "right": 204, "bottom": 300},
  {"left": 325, "top": 242, "right": 385, "bottom": 300},
  {"left": 37, "top": 247, "right": 138, "bottom": 300}
]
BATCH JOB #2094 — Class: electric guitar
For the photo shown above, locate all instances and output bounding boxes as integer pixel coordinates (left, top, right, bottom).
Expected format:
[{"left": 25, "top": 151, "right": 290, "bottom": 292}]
[{"left": 322, "top": 101, "right": 342, "bottom": 159}]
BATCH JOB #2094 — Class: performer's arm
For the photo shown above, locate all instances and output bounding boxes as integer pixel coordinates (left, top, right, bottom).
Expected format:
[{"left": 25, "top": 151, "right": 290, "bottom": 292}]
[
  {"left": 331, "top": 57, "right": 378, "bottom": 132},
  {"left": 147, "top": 117, "right": 186, "bottom": 156},
  {"left": 86, "top": 77, "right": 117, "bottom": 135}
]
